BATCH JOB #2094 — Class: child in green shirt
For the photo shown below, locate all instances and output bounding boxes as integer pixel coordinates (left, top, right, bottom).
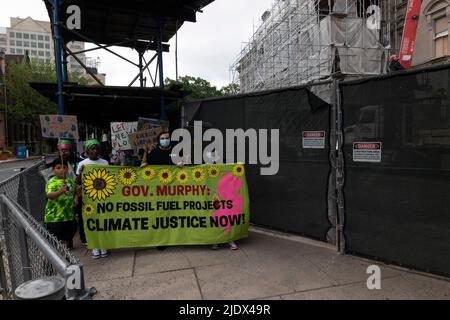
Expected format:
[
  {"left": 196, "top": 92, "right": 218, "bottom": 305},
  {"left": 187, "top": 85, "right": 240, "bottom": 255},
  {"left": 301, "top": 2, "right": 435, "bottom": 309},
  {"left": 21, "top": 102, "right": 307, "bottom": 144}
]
[{"left": 45, "top": 158, "right": 80, "bottom": 249}]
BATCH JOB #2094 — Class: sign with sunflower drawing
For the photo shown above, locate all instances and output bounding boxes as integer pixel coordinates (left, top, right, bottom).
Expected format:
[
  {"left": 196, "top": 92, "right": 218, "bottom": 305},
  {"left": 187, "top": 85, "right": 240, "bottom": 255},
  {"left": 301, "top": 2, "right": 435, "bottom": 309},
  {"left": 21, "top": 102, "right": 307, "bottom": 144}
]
[{"left": 82, "top": 164, "right": 250, "bottom": 249}]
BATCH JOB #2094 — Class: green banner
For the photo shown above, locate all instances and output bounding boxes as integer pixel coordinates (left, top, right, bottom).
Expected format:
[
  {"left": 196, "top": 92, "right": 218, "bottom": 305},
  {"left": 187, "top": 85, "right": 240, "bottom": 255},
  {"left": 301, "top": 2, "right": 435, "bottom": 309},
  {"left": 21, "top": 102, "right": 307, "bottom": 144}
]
[{"left": 82, "top": 164, "right": 250, "bottom": 249}]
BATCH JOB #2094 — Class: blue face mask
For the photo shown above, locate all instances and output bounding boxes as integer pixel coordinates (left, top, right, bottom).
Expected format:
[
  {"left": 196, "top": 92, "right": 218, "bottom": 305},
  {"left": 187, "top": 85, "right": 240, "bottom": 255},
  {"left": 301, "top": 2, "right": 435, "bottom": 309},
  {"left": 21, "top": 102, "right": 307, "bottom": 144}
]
[{"left": 160, "top": 139, "right": 170, "bottom": 148}]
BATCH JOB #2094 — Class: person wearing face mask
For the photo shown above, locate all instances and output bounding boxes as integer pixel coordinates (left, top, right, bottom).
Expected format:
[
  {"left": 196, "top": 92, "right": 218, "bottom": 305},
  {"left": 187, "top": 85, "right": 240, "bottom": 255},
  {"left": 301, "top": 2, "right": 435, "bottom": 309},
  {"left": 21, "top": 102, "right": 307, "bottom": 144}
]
[
  {"left": 141, "top": 132, "right": 173, "bottom": 166},
  {"left": 205, "top": 150, "right": 239, "bottom": 251},
  {"left": 141, "top": 131, "right": 174, "bottom": 251}
]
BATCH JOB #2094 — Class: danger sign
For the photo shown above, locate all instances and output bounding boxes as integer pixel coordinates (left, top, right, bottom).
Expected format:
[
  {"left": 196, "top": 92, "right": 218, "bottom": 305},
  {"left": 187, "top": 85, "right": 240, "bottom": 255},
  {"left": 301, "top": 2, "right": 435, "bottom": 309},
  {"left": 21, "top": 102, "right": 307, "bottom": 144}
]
[
  {"left": 302, "top": 131, "right": 326, "bottom": 149},
  {"left": 353, "top": 142, "right": 382, "bottom": 163}
]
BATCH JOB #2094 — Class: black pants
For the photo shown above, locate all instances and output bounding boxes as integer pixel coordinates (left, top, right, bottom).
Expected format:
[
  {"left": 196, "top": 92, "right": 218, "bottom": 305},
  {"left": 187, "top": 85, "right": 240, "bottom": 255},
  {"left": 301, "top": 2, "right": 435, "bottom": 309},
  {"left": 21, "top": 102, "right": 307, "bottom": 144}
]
[
  {"left": 75, "top": 200, "right": 86, "bottom": 243},
  {"left": 46, "top": 220, "right": 77, "bottom": 243}
]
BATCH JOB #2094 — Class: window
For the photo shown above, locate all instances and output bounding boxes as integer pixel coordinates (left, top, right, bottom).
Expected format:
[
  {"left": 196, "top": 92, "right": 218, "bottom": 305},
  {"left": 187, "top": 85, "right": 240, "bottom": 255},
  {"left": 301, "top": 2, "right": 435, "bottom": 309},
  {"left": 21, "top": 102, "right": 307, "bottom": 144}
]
[
  {"left": 45, "top": 35, "right": 50, "bottom": 41},
  {"left": 9, "top": 40, "right": 15, "bottom": 46},
  {"left": 31, "top": 50, "right": 37, "bottom": 56},
  {"left": 15, "top": 32, "right": 22, "bottom": 39},
  {"left": 45, "top": 51, "right": 50, "bottom": 57},
  {"left": 0, "top": 48, "right": 6, "bottom": 53},
  {"left": 45, "top": 43, "right": 50, "bottom": 49},
  {"left": 23, "top": 33, "right": 29, "bottom": 39},
  {"left": 9, "top": 32, "right": 14, "bottom": 38},
  {"left": 30, "top": 34, "right": 36, "bottom": 40},
  {"left": 23, "top": 41, "right": 30, "bottom": 47},
  {"left": 435, "top": 16, "right": 448, "bottom": 57},
  {"left": 38, "top": 50, "right": 44, "bottom": 56},
  {"left": 31, "top": 42, "right": 37, "bottom": 48},
  {"left": 16, "top": 49, "right": 23, "bottom": 54},
  {"left": 38, "top": 43, "right": 44, "bottom": 48},
  {"left": 37, "top": 35, "right": 44, "bottom": 41},
  {"left": 16, "top": 40, "right": 22, "bottom": 46},
  {"left": 425, "top": 1, "right": 449, "bottom": 58},
  {"left": 10, "top": 48, "right": 15, "bottom": 53},
  {"left": 0, "top": 38, "right": 6, "bottom": 45}
]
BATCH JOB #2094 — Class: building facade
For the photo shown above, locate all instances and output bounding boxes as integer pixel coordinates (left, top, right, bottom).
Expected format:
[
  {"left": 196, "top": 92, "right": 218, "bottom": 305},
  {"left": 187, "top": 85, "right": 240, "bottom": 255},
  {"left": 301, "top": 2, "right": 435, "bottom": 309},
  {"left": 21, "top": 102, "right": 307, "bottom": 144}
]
[
  {"left": 412, "top": 0, "right": 449, "bottom": 67},
  {"left": 0, "top": 17, "right": 105, "bottom": 81},
  {"left": 0, "top": 27, "right": 7, "bottom": 54},
  {"left": 233, "top": 0, "right": 449, "bottom": 95},
  {"left": 232, "top": 0, "right": 394, "bottom": 95},
  {"left": 393, "top": 0, "right": 449, "bottom": 67}
]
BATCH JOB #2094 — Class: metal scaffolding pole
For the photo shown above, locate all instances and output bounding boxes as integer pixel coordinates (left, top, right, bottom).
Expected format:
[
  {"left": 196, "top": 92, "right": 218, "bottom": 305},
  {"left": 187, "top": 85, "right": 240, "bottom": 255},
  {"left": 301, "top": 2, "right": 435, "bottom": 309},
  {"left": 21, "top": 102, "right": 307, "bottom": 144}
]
[
  {"left": 156, "top": 17, "right": 166, "bottom": 120},
  {"left": 62, "top": 49, "right": 69, "bottom": 82},
  {"left": 51, "top": 0, "right": 65, "bottom": 115}
]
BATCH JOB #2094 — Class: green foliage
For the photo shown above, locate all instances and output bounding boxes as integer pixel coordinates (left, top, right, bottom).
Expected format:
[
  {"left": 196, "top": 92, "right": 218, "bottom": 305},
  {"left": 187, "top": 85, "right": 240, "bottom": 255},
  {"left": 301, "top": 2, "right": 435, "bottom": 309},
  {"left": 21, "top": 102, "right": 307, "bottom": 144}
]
[
  {"left": 0, "top": 58, "right": 88, "bottom": 121},
  {"left": 220, "top": 83, "right": 240, "bottom": 96},
  {"left": 165, "top": 75, "right": 240, "bottom": 102},
  {"left": 0, "top": 59, "right": 56, "bottom": 121}
]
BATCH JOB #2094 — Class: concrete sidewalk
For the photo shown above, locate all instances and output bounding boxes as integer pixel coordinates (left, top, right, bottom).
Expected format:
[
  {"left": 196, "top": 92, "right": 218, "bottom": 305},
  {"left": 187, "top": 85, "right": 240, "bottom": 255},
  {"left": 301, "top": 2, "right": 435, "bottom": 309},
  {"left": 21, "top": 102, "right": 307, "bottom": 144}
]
[{"left": 71, "top": 227, "right": 450, "bottom": 300}]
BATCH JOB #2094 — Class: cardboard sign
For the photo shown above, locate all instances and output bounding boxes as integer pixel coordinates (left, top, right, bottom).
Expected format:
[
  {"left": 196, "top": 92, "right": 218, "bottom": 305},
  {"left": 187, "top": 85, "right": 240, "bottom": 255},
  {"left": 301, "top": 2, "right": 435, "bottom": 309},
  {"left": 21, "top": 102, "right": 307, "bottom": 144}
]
[
  {"left": 302, "top": 131, "right": 326, "bottom": 149},
  {"left": 353, "top": 142, "right": 382, "bottom": 163},
  {"left": 137, "top": 117, "right": 169, "bottom": 132},
  {"left": 128, "top": 127, "right": 164, "bottom": 149},
  {"left": 110, "top": 122, "right": 138, "bottom": 150},
  {"left": 39, "top": 115, "right": 79, "bottom": 139}
]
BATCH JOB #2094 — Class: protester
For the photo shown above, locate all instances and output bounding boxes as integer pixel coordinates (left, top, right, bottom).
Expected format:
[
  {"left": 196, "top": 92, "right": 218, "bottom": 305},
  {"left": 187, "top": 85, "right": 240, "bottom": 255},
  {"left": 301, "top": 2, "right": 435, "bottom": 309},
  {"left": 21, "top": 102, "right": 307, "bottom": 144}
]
[
  {"left": 141, "top": 131, "right": 173, "bottom": 166},
  {"left": 44, "top": 158, "right": 80, "bottom": 249},
  {"left": 55, "top": 139, "right": 86, "bottom": 246},
  {"left": 76, "top": 139, "right": 110, "bottom": 259},
  {"left": 141, "top": 131, "right": 174, "bottom": 251},
  {"left": 44, "top": 139, "right": 83, "bottom": 181},
  {"left": 206, "top": 150, "right": 239, "bottom": 251},
  {"left": 100, "top": 134, "right": 112, "bottom": 163}
]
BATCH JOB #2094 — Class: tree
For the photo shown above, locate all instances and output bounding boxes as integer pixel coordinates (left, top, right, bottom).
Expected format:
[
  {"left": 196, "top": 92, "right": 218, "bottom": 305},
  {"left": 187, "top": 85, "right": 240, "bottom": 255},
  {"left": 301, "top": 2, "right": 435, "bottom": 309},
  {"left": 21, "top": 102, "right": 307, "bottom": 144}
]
[
  {"left": 165, "top": 75, "right": 222, "bottom": 101},
  {"left": 0, "top": 58, "right": 88, "bottom": 122},
  {"left": 220, "top": 83, "right": 240, "bottom": 96},
  {"left": 1, "top": 59, "right": 56, "bottom": 122},
  {"left": 165, "top": 76, "right": 240, "bottom": 102}
]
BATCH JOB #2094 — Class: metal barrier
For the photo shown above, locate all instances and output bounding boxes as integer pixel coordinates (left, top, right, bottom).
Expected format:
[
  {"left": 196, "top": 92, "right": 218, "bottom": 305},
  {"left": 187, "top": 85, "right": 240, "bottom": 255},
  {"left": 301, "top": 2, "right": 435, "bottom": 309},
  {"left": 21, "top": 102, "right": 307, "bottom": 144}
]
[{"left": 0, "top": 160, "right": 91, "bottom": 300}]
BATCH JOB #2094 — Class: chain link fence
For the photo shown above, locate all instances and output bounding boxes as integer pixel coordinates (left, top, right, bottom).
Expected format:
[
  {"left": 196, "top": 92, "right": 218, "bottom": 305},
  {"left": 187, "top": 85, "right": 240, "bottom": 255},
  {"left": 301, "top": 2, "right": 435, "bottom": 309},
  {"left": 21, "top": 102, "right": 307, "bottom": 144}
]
[{"left": 0, "top": 160, "right": 91, "bottom": 300}]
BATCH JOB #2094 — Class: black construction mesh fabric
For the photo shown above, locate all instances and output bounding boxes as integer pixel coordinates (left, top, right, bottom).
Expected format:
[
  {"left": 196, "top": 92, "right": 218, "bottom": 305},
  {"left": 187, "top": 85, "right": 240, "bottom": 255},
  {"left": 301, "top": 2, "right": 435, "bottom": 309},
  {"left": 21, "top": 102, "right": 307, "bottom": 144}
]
[
  {"left": 341, "top": 66, "right": 450, "bottom": 277},
  {"left": 184, "top": 87, "right": 332, "bottom": 241}
]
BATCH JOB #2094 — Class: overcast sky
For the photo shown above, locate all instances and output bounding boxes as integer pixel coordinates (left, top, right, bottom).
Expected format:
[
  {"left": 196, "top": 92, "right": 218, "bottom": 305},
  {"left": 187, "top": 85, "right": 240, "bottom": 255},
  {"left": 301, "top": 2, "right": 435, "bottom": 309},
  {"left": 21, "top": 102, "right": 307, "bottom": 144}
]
[{"left": 1, "top": 0, "right": 274, "bottom": 88}]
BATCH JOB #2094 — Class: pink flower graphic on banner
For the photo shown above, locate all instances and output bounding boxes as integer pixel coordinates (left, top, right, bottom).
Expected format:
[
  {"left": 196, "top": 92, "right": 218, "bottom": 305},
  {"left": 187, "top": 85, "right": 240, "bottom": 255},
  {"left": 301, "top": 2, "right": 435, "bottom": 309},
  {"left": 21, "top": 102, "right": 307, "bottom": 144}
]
[{"left": 212, "top": 173, "right": 243, "bottom": 234}]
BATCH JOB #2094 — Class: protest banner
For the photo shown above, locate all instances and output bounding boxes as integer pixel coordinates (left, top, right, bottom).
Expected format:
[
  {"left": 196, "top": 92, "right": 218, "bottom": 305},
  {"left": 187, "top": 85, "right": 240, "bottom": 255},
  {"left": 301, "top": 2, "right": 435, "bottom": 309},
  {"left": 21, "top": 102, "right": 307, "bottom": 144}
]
[
  {"left": 137, "top": 117, "right": 169, "bottom": 132},
  {"left": 128, "top": 127, "right": 163, "bottom": 149},
  {"left": 110, "top": 122, "right": 138, "bottom": 150},
  {"left": 39, "top": 115, "right": 79, "bottom": 139},
  {"left": 81, "top": 164, "right": 250, "bottom": 249}
]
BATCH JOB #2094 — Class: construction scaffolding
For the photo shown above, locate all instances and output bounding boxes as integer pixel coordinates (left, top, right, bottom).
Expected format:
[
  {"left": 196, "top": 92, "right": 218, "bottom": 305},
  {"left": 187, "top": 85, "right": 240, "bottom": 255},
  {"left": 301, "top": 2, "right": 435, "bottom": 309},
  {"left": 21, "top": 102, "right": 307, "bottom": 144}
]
[{"left": 231, "top": 0, "right": 397, "bottom": 95}]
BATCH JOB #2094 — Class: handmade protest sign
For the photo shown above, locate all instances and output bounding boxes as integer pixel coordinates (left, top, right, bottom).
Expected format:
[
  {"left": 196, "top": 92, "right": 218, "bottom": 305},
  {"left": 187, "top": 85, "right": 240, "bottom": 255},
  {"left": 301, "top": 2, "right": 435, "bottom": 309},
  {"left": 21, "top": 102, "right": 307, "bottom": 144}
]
[
  {"left": 128, "top": 127, "right": 163, "bottom": 149},
  {"left": 110, "top": 122, "right": 137, "bottom": 150},
  {"left": 39, "top": 115, "right": 79, "bottom": 139},
  {"left": 81, "top": 164, "right": 249, "bottom": 249},
  {"left": 137, "top": 117, "right": 169, "bottom": 132}
]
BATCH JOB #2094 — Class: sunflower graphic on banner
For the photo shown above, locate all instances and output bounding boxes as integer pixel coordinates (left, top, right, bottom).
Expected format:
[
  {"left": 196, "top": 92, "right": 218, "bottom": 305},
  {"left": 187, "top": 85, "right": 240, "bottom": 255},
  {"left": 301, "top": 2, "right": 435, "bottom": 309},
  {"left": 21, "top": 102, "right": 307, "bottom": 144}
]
[{"left": 81, "top": 164, "right": 250, "bottom": 249}]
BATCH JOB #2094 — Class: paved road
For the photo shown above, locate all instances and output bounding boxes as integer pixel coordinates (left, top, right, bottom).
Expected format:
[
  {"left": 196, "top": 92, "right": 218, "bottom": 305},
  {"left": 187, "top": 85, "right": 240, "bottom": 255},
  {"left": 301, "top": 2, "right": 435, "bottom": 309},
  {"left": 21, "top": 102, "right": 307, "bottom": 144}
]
[{"left": 0, "top": 159, "right": 44, "bottom": 182}]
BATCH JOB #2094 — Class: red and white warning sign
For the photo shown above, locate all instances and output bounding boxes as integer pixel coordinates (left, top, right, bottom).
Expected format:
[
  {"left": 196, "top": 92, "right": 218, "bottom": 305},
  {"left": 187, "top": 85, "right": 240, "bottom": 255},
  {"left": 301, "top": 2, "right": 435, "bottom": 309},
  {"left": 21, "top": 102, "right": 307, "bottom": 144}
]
[
  {"left": 353, "top": 142, "right": 382, "bottom": 163},
  {"left": 302, "top": 131, "right": 326, "bottom": 149}
]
